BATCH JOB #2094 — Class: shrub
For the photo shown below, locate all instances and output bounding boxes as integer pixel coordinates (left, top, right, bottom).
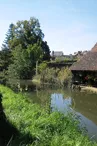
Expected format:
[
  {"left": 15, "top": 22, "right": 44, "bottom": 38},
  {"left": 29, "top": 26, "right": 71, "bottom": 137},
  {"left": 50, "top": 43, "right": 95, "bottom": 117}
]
[
  {"left": 40, "top": 68, "right": 59, "bottom": 84},
  {"left": 38, "top": 62, "right": 47, "bottom": 73},
  {"left": 57, "top": 67, "right": 72, "bottom": 87},
  {"left": 34, "top": 67, "right": 72, "bottom": 87}
]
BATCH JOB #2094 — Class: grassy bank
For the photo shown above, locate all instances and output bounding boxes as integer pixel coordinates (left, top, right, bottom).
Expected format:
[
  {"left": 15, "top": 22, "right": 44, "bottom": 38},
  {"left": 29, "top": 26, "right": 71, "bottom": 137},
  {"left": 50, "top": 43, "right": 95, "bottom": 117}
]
[
  {"left": 0, "top": 85, "right": 97, "bottom": 146},
  {"left": 81, "top": 86, "right": 97, "bottom": 93}
]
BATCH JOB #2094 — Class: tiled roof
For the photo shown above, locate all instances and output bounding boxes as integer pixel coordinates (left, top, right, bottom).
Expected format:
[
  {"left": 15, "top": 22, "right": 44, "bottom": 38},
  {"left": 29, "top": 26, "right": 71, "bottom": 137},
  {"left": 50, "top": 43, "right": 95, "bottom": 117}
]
[
  {"left": 91, "top": 43, "right": 97, "bottom": 52},
  {"left": 70, "top": 51, "right": 97, "bottom": 71}
]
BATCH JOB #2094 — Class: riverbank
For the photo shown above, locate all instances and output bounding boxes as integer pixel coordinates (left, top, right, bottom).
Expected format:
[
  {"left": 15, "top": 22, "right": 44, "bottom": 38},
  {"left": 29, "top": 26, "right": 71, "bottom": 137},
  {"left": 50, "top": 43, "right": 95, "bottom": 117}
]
[
  {"left": 81, "top": 86, "right": 97, "bottom": 93},
  {"left": 0, "top": 85, "right": 97, "bottom": 146}
]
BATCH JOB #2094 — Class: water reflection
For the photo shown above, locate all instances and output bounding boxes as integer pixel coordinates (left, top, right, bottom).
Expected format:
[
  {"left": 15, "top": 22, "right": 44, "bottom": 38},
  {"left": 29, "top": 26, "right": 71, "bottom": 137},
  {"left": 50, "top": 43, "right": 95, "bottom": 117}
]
[
  {"left": 51, "top": 93, "right": 72, "bottom": 112},
  {"left": 21, "top": 81, "right": 97, "bottom": 141},
  {"left": 50, "top": 91, "right": 97, "bottom": 140},
  {"left": 77, "top": 112, "right": 97, "bottom": 140}
]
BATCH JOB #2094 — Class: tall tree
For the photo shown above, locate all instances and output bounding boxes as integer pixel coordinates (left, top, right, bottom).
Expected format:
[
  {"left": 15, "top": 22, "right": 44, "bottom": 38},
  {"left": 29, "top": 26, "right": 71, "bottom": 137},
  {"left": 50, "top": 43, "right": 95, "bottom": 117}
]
[
  {"left": 41, "top": 41, "right": 50, "bottom": 61},
  {"left": 0, "top": 50, "right": 12, "bottom": 84},
  {"left": 1, "top": 17, "right": 50, "bottom": 86},
  {"left": 7, "top": 18, "right": 44, "bottom": 50},
  {"left": 2, "top": 17, "right": 50, "bottom": 61},
  {"left": 2, "top": 23, "right": 14, "bottom": 50},
  {"left": 8, "top": 43, "right": 43, "bottom": 80},
  {"left": 2, "top": 17, "right": 50, "bottom": 60}
]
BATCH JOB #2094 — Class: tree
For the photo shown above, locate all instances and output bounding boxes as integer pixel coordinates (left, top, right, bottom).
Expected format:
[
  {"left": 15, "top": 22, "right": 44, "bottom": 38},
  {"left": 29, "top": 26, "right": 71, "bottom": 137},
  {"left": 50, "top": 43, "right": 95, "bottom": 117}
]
[
  {"left": 41, "top": 41, "right": 50, "bottom": 61},
  {"left": 2, "top": 23, "right": 14, "bottom": 50},
  {"left": 8, "top": 43, "right": 43, "bottom": 79},
  {"left": 2, "top": 17, "right": 50, "bottom": 60},
  {"left": 1, "top": 17, "right": 50, "bottom": 86},
  {"left": 7, "top": 18, "right": 44, "bottom": 50},
  {"left": 0, "top": 50, "right": 12, "bottom": 84},
  {"left": 7, "top": 45, "right": 31, "bottom": 80}
]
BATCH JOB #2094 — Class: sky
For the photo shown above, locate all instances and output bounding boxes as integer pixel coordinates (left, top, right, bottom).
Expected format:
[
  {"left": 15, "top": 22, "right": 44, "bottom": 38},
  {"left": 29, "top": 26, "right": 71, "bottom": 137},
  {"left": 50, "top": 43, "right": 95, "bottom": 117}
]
[{"left": 0, "top": 0, "right": 97, "bottom": 54}]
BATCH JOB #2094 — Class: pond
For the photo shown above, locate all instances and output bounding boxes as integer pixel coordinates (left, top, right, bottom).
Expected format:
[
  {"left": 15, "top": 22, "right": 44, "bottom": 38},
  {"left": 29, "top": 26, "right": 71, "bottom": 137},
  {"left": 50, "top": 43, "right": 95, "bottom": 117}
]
[{"left": 22, "top": 83, "right": 97, "bottom": 141}]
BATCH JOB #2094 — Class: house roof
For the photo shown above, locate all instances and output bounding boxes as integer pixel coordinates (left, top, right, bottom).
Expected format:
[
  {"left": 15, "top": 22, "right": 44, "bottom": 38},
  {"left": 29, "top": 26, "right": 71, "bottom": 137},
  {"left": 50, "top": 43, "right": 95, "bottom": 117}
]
[
  {"left": 70, "top": 51, "right": 97, "bottom": 71},
  {"left": 91, "top": 43, "right": 97, "bottom": 52}
]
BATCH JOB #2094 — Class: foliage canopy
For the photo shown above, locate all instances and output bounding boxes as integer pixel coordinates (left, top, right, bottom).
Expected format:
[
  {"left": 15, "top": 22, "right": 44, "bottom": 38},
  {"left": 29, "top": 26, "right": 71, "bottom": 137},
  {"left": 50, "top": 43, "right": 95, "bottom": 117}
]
[{"left": 0, "top": 17, "right": 50, "bottom": 85}]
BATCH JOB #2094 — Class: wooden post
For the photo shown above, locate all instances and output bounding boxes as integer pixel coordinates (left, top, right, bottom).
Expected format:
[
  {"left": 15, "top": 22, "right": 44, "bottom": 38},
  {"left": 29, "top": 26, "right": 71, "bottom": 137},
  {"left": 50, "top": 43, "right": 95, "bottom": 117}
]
[{"left": 36, "top": 61, "right": 38, "bottom": 75}]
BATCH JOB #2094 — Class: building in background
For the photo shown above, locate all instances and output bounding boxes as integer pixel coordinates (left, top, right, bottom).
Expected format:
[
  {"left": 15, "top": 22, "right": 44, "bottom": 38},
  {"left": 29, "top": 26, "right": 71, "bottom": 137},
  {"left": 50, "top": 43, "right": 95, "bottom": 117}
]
[
  {"left": 70, "top": 43, "right": 97, "bottom": 86},
  {"left": 51, "top": 51, "right": 75, "bottom": 61}
]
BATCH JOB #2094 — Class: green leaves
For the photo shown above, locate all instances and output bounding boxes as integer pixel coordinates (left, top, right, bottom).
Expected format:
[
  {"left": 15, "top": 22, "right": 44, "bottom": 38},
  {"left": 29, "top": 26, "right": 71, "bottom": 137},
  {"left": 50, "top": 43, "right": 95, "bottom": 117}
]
[
  {"left": 27, "top": 44, "right": 43, "bottom": 62},
  {"left": 7, "top": 17, "right": 44, "bottom": 50},
  {"left": 0, "top": 17, "right": 50, "bottom": 86}
]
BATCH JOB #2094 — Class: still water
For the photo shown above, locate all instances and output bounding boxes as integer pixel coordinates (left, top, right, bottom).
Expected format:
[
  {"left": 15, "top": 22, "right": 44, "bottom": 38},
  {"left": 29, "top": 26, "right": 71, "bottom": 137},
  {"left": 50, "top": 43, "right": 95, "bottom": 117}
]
[{"left": 23, "top": 83, "right": 97, "bottom": 140}]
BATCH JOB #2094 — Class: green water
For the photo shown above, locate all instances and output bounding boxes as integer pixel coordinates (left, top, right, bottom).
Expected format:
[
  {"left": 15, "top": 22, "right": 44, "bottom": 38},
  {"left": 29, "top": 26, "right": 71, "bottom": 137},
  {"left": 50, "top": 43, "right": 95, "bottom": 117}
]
[{"left": 22, "top": 83, "right": 97, "bottom": 140}]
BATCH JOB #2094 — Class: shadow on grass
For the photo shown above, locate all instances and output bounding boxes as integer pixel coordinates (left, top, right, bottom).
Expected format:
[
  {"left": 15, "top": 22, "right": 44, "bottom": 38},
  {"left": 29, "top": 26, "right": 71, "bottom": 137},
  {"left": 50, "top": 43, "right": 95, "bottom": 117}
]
[
  {"left": 0, "top": 117, "right": 34, "bottom": 146},
  {"left": 0, "top": 93, "right": 34, "bottom": 146},
  {"left": 10, "top": 132, "right": 37, "bottom": 146}
]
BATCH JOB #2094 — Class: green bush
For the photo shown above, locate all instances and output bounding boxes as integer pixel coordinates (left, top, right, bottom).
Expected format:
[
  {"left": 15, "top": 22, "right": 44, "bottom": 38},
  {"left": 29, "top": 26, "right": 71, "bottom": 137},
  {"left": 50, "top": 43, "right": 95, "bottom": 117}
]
[
  {"left": 34, "top": 67, "right": 72, "bottom": 87},
  {"left": 38, "top": 62, "right": 47, "bottom": 73},
  {"left": 57, "top": 67, "right": 72, "bottom": 87},
  {"left": 55, "top": 57, "right": 61, "bottom": 63},
  {"left": 40, "top": 68, "right": 59, "bottom": 84}
]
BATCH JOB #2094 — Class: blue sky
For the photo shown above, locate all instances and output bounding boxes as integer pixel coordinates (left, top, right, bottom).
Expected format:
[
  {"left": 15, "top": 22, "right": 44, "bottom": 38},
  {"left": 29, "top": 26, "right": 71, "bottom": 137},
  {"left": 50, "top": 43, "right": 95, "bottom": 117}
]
[{"left": 0, "top": 0, "right": 97, "bottom": 54}]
